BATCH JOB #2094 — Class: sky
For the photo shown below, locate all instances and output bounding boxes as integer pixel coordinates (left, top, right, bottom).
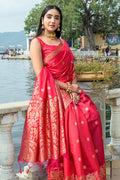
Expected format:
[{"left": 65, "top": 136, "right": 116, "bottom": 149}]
[{"left": 0, "top": 0, "right": 42, "bottom": 33}]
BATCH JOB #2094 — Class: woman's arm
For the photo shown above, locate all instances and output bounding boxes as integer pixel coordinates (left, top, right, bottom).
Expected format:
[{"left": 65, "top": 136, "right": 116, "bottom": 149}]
[
  {"left": 56, "top": 79, "right": 81, "bottom": 93},
  {"left": 71, "top": 77, "right": 77, "bottom": 85},
  {"left": 30, "top": 38, "right": 43, "bottom": 77},
  {"left": 56, "top": 80, "right": 67, "bottom": 90},
  {"left": 57, "top": 78, "right": 81, "bottom": 104}
]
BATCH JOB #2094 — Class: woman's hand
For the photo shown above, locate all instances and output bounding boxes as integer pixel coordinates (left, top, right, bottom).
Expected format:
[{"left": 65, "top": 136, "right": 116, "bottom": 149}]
[
  {"left": 70, "top": 92, "right": 80, "bottom": 104},
  {"left": 71, "top": 83, "right": 81, "bottom": 94},
  {"left": 56, "top": 80, "right": 81, "bottom": 95}
]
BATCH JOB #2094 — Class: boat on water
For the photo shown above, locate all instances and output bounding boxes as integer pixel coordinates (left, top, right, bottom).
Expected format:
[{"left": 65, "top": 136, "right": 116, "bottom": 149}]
[{"left": 0, "top": 49, "right": 9, "bottom": 55}]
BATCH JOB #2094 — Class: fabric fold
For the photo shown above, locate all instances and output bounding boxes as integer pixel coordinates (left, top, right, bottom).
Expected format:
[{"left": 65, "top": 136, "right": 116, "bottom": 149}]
[{"left": 18, "top": 67, "right": 67, "bottom": 165}]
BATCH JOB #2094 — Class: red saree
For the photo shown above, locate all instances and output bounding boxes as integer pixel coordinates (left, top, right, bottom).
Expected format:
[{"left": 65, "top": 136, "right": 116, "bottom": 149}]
[{"left": 18, "top": 38, "right": 106, "bottom": 179}]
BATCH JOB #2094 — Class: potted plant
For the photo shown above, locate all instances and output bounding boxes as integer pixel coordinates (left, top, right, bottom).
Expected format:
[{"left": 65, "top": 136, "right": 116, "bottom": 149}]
[{"left": 74, "top": 56, "right": 119, "bottom": 90}]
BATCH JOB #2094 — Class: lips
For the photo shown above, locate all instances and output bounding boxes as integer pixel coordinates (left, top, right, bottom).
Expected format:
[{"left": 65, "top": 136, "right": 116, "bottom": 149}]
[{"left": 49, "top": 25, "right": 55, "bottom": 28}]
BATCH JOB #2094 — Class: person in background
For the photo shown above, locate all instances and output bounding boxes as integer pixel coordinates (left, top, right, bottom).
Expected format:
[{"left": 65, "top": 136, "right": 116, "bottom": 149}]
[
  {"left": 105, "top": 46, "right": 109, "bottom": 56},
  {"left": 18, "top": 5, "right": 106, "bottom": 180},
  {"left": 116, "top": 48, "right": 118, "bottom": 56}
]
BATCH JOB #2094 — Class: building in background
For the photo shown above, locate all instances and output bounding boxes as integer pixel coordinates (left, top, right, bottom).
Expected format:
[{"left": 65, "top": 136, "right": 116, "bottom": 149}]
[{"left": 26, "top": 32, "right": 35, "bottom": 52}]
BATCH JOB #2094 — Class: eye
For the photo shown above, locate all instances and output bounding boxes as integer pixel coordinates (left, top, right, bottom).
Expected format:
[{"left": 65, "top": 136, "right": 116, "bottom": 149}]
[
  {"left": 47, "top": 16, "right": 51, "bottom": 19},
  {"left": 55, "top": 17, "right": 60, "bottom": 20}
]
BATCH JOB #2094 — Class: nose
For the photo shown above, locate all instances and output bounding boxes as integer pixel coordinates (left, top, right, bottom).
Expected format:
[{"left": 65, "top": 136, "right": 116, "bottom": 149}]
[{"left": 51, "top": 17, "right": 55, "bottom": 23}]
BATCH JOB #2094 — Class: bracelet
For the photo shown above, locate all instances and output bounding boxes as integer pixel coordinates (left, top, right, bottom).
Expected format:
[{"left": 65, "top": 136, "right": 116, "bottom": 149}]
[{"left": 66, "top": 82, "right": 72, "bottom": 93}]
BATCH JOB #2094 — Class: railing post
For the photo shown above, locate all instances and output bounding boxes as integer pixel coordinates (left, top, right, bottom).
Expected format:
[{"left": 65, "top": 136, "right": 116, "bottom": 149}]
[
  {"left": 106, "top": 88, "right": 120, "bottom": 158},
  {"left": 0, "top": 113, "right": 19, "bottom": 180}
]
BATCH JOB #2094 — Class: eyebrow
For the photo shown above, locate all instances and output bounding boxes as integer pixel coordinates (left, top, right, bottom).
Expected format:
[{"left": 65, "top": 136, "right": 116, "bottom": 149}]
[{"left": 46, "top": 14, "right": 60, "bottom": 17}]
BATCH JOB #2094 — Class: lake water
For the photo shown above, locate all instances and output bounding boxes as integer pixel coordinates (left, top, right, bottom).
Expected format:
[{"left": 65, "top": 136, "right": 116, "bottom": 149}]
[
  {"left": 0, "top": 56, "right": 36, "bottom": 172},
  {"left": 0, "top": 56, "right": 111, "bottom": 173},
  {"left": 0, "top": 58, "right": 35, "bottom": 104}
]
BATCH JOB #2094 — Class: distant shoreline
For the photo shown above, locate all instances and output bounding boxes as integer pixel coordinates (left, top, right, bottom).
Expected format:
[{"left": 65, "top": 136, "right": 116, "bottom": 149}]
[
  {"left": 0, "top": 30, "right": 27, "bottom": 51},
  {"left": 1, "top": 54, "right": 31, "bottom": 60}
]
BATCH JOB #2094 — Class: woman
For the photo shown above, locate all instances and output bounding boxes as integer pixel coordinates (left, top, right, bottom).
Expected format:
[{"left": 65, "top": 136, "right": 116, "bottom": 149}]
[{"left": 18, "top": 5, "right": 106, "bottom": 179}]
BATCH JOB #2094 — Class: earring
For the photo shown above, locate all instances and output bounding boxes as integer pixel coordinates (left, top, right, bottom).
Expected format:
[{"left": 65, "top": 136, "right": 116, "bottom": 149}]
[
  {"left": 57, "top": 25, "right": 60, "bottom": 31},
  {"left": 42, "top": 23, "right": 44, "bottom": 30}
]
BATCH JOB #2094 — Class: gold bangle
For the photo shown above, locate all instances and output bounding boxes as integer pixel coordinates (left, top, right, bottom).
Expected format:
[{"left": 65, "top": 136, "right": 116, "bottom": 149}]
[{"left": 66, "top": 82, "right": 72, "bottom": 93}]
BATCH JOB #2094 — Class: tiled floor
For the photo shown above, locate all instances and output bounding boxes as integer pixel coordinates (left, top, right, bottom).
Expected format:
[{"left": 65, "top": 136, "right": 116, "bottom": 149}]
[{"left": 106, "top": 159, "right": 120, "bottom": 180}]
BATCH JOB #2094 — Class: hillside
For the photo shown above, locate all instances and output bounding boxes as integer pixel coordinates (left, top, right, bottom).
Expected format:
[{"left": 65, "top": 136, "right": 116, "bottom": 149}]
[{"left": 0, "top": 30, "right": 27, "bottom": 50}]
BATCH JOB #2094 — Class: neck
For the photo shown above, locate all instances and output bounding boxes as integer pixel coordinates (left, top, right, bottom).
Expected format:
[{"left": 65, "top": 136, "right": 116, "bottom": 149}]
[{"left": 43, "top": 31, "right": 56, "bottom": 40}]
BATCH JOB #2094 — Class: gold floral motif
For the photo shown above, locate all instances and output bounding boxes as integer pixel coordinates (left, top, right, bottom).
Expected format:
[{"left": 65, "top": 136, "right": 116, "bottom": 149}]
[
  {"left": 48, "top": 86, "right": 51, "bottom": 90},
  {"left": 81, "top": 121, "right": 84, "bottom": 124},
  {"left": 95, "top": 121, "right": 98, "bottom": 125},
  {"left": 75, "top": 122, "right": 77, "bottom": 126},
  {"left": 60, "top": 89, "right": 72, "bottom": 109},
  {"left": 95, "top": 149, "right": 98, "bottom": 153},
  {"left": 41, "top": 88, "right": 44, "bottom": 92},
  {"left": 39, "top": 96, "right": 63, "bottom": 160},
  {"left": 19, "top": 79, "right": 67, "bottom": 163},
  {"left": 87, "top": 137, "right": 90, "bottom": 141},
  {"left": 48, "top": 169, "right": 65, "bottom": 180},
  {"left": 48, "top": 95, "right": 52, "bottom": 98},
  {"left": 48, "top": 164, "right": 106, "bottom": 180},
  {"left": 54, "top": 84, "right": 68, "bottom": 155},
  {"left": 66, "top": 174, "right": 75, "bottom": 180}
]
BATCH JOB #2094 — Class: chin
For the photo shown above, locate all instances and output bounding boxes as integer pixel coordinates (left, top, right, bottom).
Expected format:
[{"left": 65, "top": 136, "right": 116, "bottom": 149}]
[
  {"left": 48, "top": 30, "right": 56, "bottom": 33},
  {"left": 48, "top": 28, "right": 57, "bottom": 32}
]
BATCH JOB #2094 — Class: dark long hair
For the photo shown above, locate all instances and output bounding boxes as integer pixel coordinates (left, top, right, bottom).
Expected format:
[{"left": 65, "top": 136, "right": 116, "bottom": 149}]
[{"left": 35, "top": 5, "right": 62, "bottom": 38}]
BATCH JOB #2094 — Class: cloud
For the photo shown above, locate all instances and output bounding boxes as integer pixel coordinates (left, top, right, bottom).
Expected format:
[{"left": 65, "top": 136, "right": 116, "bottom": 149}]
[{"left": 0, "top": 0, "right": 42, "bottom": 32}]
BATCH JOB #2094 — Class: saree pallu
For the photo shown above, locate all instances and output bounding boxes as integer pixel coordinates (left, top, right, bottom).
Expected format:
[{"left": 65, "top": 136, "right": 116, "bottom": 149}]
[{"left": 18, "top": 38, "right": 106, "bottom": 179}]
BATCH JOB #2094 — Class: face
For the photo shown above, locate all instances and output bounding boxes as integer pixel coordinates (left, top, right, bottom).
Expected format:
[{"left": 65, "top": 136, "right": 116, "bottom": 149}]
[{"left": 42, "top": 9, "right": 60, "bottom": 33}]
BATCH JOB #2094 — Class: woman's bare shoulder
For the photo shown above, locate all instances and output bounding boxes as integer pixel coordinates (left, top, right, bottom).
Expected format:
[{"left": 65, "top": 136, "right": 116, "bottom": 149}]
[{"left": 30, "top": 38, "right": 41, "bottom": 50}]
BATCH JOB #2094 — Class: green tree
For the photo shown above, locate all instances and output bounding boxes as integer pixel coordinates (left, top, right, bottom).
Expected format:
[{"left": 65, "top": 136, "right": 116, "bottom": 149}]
[
  {"left": 24, "top": 0, "right": 120, "bottom": 50},
  {"left": 78, "top": 0, "right": 120, "bottom": 50},
  {"left": 24, "top": 4, "right": 42, "bottom": 34}
]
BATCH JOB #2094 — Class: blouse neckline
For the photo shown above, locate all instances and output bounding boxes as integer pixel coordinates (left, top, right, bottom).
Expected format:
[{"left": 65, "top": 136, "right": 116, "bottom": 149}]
[{"left": 37, "top": 37, "right": 61, "bottom": 47}]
